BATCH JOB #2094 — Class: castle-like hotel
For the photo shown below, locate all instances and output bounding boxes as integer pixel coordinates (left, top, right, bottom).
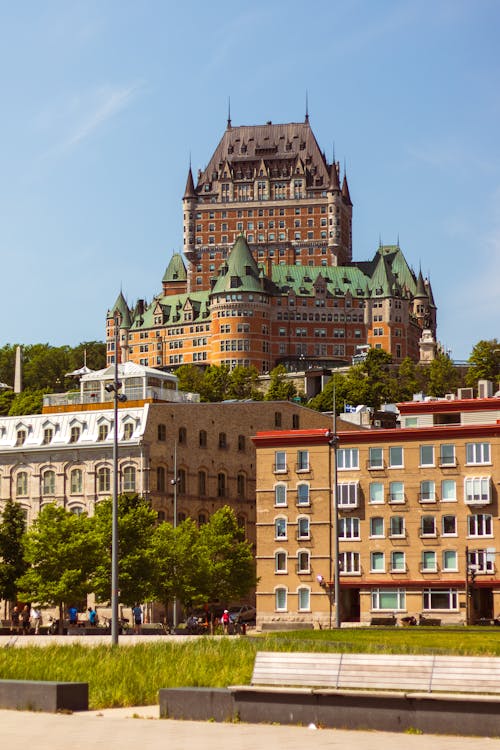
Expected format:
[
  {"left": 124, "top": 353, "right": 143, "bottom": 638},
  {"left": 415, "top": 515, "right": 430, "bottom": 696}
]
[{"left": 106, "top": 115, "right": 436, "bottom": 371}]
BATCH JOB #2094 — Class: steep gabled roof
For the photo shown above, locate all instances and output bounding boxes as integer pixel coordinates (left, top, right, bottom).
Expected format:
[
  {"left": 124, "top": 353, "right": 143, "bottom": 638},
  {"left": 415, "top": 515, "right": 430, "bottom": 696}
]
[
  {"left": 211, "top": 235, "right": 263, "bottom": 294},
  {"left": 109, "top": 291, "right": 131, "bottom": 329},
  {"left": 183, "top": 166, "right": 196, "bottom": 199},
  {"left": 162, "top": 253, "right": 187, "bottom": 283}
]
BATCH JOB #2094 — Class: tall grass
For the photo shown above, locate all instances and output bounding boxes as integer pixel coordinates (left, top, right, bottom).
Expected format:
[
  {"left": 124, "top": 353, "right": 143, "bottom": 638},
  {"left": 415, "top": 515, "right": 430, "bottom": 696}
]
[{"left": 1, "top": 628, "right": 500, "bottom": 708}]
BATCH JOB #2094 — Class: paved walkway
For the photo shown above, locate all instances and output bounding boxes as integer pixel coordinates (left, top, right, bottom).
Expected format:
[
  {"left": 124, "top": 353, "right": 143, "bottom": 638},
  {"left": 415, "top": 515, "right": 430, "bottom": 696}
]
[{"left": 2, "top": 705, "right": 500, "bottom": 750}]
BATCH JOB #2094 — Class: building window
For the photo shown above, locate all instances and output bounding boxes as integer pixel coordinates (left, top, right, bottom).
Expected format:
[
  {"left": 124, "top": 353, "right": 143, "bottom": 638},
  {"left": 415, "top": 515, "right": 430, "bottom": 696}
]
[
  {"left": 123, "top": 422, "right": 134, "bottom": 440},
  {"left": 297, "top": 450, "right": 309, "bottom": 471},
  {"left": 275, "top": 517, "right": 287, "bottom": 539},
  {"left": 123, "top": 466, "right": 136, "bottom": 492},
  {"left": 292, "top": 414, "right": 300, "bottom": 429},
  {"left": 389, "top": 516, "right": 405, "bottom": 537},
  {"left": 42, "top": 470, "right": 56, "bottom": 496},
  {"left": 238, "top": 435, "right": 245, "bottom": 451},
  {"left": 275, "top": 551, "right": 287, "bottom": 573},
  {"left": 158, "top": 423, "right": 166, "bottom": 441},
  {"left": 337, "top": 482, "right": 359, "bottom": 508},
  {"left": 337, "top": 448, "right": 359, "bottom": 470},
  {"left": 297, "top": 516, "right": 310, "bottom": 540},
  {"left": 421, "top": 515, "right": 437, "bottom": 537},
  {"left": 339, "top": 517, "right": 360, "bottom": 540},
  {"left": 178, "top": 427, "right": 187, "bottom": 444},
  {"left": 421, "top": 550, "right": 437, "bottom": 572},
  {"left": 275, "top": 587, "right": 287, "bottom": 611},
  {"left": 368, "top": 447, "right": 384, "bottom": 469},
  {"left": 157, "top": 467, "right": 166, "bottom": 492},
  {"left": 237, "top": 473, "right": 246, "bottom": 497},
  {"left": 199, "top": 430, "right": 207, "bottom": 448},
  {"left": 297, "top": 483, "right": 310, "bottom": 506},
  {"left": 389, "top": 481, "right": 405, "bottom": 504},
  {"left": 391, "top": 551, "right": 406, "bottom": 572},
  {"left": 467, "top": 548, "right": 494, "bottom": 573},
  {"left": 441, "top": 479, "right": 457, "bottom": 502},
  {"left": 369, "top": 482, "right": 384, "bottom": 504},
  {"left": 370, "top": 517, "right": 384, "bottom": 538},
  {"left": 464, "top": 477, "right": 491, "bottom": 505},
  {"left": 16, "top": 429, "right": 27, "bottom": 446},
  {"left": 70, "top": 469, "right": 83, "bottom": 494},
  {"left": 42, "top": 428, "right": 53, "bottom": 445},
  {"left": 442, "top": 514, "right": 457, "bottom": 536},
  {"left": 218, "top": 432, "right": 227, "bottom": 449},
  {"left": 420, "top": 480, "right": 436, "bottom": 503},
  {"left": 297, "top": 550, "right": 310, "bottom": 573},
  {"left": 98, "top": 424, "right": 109, "bottom": 441},
  {"left": 274, "top": 411, "right": 282, "bottom": 427},
  {"left": 468, "top": 513, "right": 492, "bottom": 537},
  {"left": 217, "top": 472, "right": 226, "bottom": 497},
  {"left": 340, "top": 551, "right": 360, "bottom": 574},
  {"left": 420, "top": 445, "right": 435, "bottom": 467},
  {"left": 177, "top": 468, "right": 187, "bottom": 494},
  {"left": 389, "top": 446, "right": 404, "bottom": 467},
  {"left": 16, "top": 471, "right": 28, "bottom": 497},
  {"left": 442, "top": 550, "right": 458, "bottom": 571},
  {"left": 466, "top": 442, "right": 491, "bottom": 465},
  {"left": 298, "top": 587, "right": 310, "bottom": 611},
  {"left": 439, "top": 444, "right": 456, "bottom": 466},
  {"left": 423, "top": 588, "right": 458, "bottom": 611},
  {"left": 98, "top": 467, "right": 111, "bottom": 493},
  {"left": 198, "top": 470, "right": 207, "bottom": 496},
  {"left": 274, "top": 451, "right": 287, "bottom": 472},
  {"left": 198, "top": 513, "right": 207, "bottom": 526},
  {"left": 70, "top": 426, "right": 81, "bottom": 444},
  {"left": 275, "top": 484, "right": 287, "bottom": 507},
  {"left": 370, "top": 551, "right": 385, "bottom": 572},
  {"left": 371, "top": 588, "right": 406, "bottom": 611}
]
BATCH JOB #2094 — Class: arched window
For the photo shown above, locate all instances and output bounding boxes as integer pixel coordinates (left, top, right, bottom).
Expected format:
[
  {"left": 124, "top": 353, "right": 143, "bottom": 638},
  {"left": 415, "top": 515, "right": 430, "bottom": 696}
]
[
  {"left": 297, "top": 550, "right": 310, "bottom": 574},
  {"left": 69, "top": 506, "right": 85, "bottom": 516},
  {"left": 297, "top": 516, "right": 310, "bottom": 540},
  {"left": 198, "top": 513, "right": 207, "bottom": 526},
  {"left": 70, "top": 468, "right": 83, "bottom": 494},
  {"left": 275, "top": 484, "right": 287, "bottom": 506},
  {"left": 217, "top": 472, "right": 226, "bottom": 497},
  {"left": 98, "top": 467, "right": 110, "bottom": 493},
  {"left": 16, "top": 471, "right": 28, "bottom": 497},
  {"left": 297, "top": 483, "right": 309, "bottom": 506},
  {"left": 275, "top": 517, "right": 287, "bottom": 539},
  {"left": 123, "top": 466, "right": 136, "bottom": 492},
  {"left": 157, "top": 466, "right": 166, "bottom": 492},
  {"left": 42, "top": 470, "right": 56, "bottom": 496},
  {"left": 275, "top": 587, "right": 287, "bottom": 612},
  {"left": 297, "top": 587, "right": 310, "bottom": 611},
  {"left": 275, "top": 551, "right": 287, "bottom": 573}
]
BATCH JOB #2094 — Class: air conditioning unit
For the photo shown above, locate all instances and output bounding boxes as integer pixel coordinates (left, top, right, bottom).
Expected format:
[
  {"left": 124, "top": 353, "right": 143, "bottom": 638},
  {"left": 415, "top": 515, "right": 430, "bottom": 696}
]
[
  {"left": 458, "top": 387, "right": 474, "bottom": 400},
  {"left": 478, "top": 380, "right": 493, "bottom": 399},
  {"left": 445, "top": 393, "right": 456, "bottom": 401},
  {"left": 373, "top": 420, "right": 382, "bottom": 427}
]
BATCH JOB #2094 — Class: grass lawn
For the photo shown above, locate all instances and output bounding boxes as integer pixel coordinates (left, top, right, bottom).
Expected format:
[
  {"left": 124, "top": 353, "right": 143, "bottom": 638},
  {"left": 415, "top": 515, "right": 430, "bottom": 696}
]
[{"left": 1, "top": 627, "right": 500, "bottom": 709}]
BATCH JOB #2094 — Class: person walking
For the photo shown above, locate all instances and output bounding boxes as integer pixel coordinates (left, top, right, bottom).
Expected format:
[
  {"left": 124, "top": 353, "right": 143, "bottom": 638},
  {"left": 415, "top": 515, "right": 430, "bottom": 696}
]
[
  {"left": 132, "top": 604, "right": 143, "bottom": 634},
  {"left": 30, "top": 606, "right": 42, "bottom": 634},
  {"left": 221, "top": 609, "right": 231, "bottom": 634},
  {"left": 21, "top": 605, "right": 31, "bottom": 635},
  {"left": 11, "top": 606, "right": 20, "bottom": 634}
]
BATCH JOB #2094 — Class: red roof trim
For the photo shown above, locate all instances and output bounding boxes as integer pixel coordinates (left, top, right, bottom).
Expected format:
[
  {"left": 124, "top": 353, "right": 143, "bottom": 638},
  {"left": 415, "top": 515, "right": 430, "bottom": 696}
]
[
  {"left": 398, "top": 397, "right": 500, "bottom": 415},
  {"left": 252, "top": 429, "right": 332, "bottom": 447}
]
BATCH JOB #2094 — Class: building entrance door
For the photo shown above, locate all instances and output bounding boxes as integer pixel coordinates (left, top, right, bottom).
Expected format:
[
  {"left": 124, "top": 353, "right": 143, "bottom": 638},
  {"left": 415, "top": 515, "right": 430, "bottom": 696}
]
[{"left": 340, "top": 588, "right": 360, "bottom": 622}]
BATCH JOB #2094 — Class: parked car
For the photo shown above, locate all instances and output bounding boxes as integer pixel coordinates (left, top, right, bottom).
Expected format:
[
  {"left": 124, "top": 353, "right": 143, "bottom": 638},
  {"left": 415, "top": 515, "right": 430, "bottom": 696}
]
[{"left": 228, "top": 605, "right": 256, "bottom": 624}]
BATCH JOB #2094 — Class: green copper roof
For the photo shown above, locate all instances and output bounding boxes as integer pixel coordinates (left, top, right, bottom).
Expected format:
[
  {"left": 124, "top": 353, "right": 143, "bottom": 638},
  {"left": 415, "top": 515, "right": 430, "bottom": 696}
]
[
  {"left": 162, "top": 253, "right": 187, "bottom": 284},
  {"left": 110, "top": 291, "right": 131, "bottom": 328},
  {"left": 130, "top": 290, "right": 210, "bottom": 330},
  {"left": 211, "top": 235, "right": 263, "bottom": 294}
]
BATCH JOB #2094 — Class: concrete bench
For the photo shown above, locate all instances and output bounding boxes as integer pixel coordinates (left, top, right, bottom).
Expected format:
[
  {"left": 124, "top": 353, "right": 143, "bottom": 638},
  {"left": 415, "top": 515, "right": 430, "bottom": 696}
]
[
  {"left": 369, "top": 616, "right": 396, "bottom": 626},
  {"left": 0, "top": 680, "right": 88, "bottom": 712}
]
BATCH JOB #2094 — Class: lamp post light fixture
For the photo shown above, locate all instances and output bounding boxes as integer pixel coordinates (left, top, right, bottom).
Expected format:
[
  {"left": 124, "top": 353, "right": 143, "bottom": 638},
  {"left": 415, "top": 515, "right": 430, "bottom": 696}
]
[{"left": 106, "top": 321, "right": 127, "bottom": 646}]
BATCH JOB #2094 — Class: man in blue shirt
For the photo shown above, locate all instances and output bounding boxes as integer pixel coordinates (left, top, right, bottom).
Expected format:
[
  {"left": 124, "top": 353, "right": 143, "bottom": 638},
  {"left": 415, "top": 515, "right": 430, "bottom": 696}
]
[{"left": 68, "top": 605, "right": 78, "bottom": 626}]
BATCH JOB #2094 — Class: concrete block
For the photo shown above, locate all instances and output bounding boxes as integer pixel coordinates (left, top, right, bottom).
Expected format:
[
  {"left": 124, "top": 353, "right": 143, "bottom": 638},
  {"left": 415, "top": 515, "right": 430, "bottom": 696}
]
[
  {"left": 159, "top": 688, "right": 235, "bottom": 722},
  {"left": 0, "top": 680, "right": 88, "bottom": 712}
]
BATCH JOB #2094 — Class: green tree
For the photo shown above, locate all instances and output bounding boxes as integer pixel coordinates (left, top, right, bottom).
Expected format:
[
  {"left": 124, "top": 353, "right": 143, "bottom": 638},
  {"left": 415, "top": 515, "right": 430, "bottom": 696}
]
[
  {"left": 0, "top": 499, "right": 27, "bottom": 613},
  {"left": 427, "top": 353, "right": 460, "bottom": 397},
  {"left": 8, "top": 389, "right": 46, "bottom": 416},
  {"left": 67, "top": 341, "right": 106, "bottom": 373},
  {"left": 197, "top": 506, "right": 256, "bottom": 604},
  {"left": 23, "top": 344, "right": 70, "bottom": 391},
  {"left": 91, "top": 494, "right": 157, "bottom": 606},
  {"left": 0, "top": 389, "right": 15, "bottom": 416},
  {"left": 227, "top": 366, "right": 263, "bottom": 400},
  {"left": 393, "top": 357, "right": 421, "bottom": 403},
  {"left": 151, "top": 519, "right": 203, "bottom": 613},
  {"left": 17, "top": 504, "right": 98, "bottom": 629},
  {"left": 201, "top": 364, "right": 233, "bottom": 402},
  {"left": 341, "top": 349, "right": 393, "bottom": 409},
  {"left": 465, "top": 339, "right": 500, "bottom": 387},
  {"left": 265, "top": 364, "right": 297, "bottom": 401},
  {"left": 308, "top": 372, "right": 348, "bottom": 413},
  {"left": 175, "top": 364, "right": 206, "bottom": 396},
  {"left": 0, "top": 344, "right": 16, "bottom": 388}
]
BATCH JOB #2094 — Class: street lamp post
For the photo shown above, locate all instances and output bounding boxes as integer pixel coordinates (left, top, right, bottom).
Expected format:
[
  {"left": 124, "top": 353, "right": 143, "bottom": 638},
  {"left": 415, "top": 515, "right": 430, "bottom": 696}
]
[{"left": 170, "top": 442, "right": 178, "bottom": 628}]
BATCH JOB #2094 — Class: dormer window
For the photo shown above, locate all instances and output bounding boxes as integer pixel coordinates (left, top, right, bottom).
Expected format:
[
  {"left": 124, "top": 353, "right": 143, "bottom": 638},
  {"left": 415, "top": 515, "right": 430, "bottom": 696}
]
[
  {"left": 42, "top": 428, "right": 54, "bottom": 445},
  {"left": 123, "top": 422, "right": 134, "bottom": 440},
  {"left": 16, "top": 429, "right": 27, "bottom": 446},
  {"left": 70, "top": 426, "right": 81, "bottom": 444}
]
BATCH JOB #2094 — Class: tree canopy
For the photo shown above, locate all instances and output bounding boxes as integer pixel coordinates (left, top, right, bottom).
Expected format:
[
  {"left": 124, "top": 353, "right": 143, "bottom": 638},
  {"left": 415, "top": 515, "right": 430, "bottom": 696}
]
[
  {"left": 0, "top": 498, "right": 27, "bottom": 607},
  {"left": 465, "top": 339, "right": 500, "bottom": 388}
]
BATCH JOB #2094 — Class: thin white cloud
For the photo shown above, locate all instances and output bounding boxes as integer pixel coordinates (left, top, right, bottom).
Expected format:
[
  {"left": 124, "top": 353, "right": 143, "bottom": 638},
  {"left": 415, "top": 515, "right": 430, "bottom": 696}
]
[
  {"left": 407, "top": 138, "right": 495, "bottom": 176},
  {"left": 63, "top": 84, "right": 140, "bottom": 150}
]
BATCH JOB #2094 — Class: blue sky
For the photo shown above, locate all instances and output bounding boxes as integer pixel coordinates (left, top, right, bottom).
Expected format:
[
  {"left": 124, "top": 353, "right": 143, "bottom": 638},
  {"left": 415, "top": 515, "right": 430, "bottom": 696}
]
[{"left": 1, "top": 0, "right": 499, "bottom": 361}]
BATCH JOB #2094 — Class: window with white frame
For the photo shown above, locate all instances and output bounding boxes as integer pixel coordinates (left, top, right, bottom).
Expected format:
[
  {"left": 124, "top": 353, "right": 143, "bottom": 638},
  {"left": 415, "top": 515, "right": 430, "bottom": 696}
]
[
  {"left": 442, "top": 515, "right": 457, "bottom": 536},
  {"left": 16, "top": 472, "right": 28, "bottom": 497},
  {"left": 421, "top": 550, "right": 437, "bottom": 572},
  {"left": 274, "top": 451, "right": 287, "bottom": 472},
  {"left": 421, "top": 515, "right": 437, "bottom": 537},
  {"left": 441, "top": 479, "right": 457, "bottom": 502},
  {"left": 439, "top": 444, "right": 456, "bottom": 466},
  {"left": 337, "top": 482, "right": 359, "bottom": 508},
  {"left": 391, "top": 551, "right": 406, "bottom": 572},
  {"left": 297, "top": 516, "right": 310, "bottom": 540},
  {"left": 275, "top": 587, "right": 287, "bottom": 611},
  {"left": 297, "top": 483, "right": 310, "bottom": 506},
  {"left": 275, "top": 517, "right": 287, "bottom": 539},
  {"left": 370, "top": 517, "right": 384, "bottom": 538},
  {"left": 337, "top": 448, "right": 359, "bottom": 470},
  {"left": 371, "top": 588, "right": 406, "bottom": 611},
  {"left": 369, "top": 482, "right": 384, "bottom": 504},
  {"left": 98, "top": 424, "right": 109, "bottom": 442},
  {"left": 389, "top": 446, "right": 404, "bottom": 468},
  {"left": 297, "top": 549, "right": 310, "bottom": 573},
  {"left": 370, "top": 551, "right": 385, "bottom": 572},
  {"left": 339, "top": 517, "right": 360, "bottom": 539},
  {"left": 442, "top": 550, "right": 458, "bottom": 571},
  {"left": 340, "top": 551, "right": 360, "bottom": 574},
  {"left": 468, "top": 548, "right": 494, "bottom": 574},
  {"left": 464, "top": 477, "right": 491, "bottom": 504},
  {"left": 275, "top": 484, "right": 287, "bottom": 507},
  {"left": 423, "top": 588, "right": 458, "bottom": 610},
  {"left": 468, "top": 514, "right": 492, "bottom": 537},
  {"left": 296, "top": 450, "right": 309, "bottom": 471},
  {"left": 70, "top": 468, "right": 83, "bottom": 494},
  {"left": 275, "top": 551, "right": 287, "bottom": 573},
  {"left": 298, "top": 587, "right": 310, "bottom": 611},
  {"left": 123, "top": 422, "right": 134, "bottom": 440},
  {"left": 389, "top": 481, "right": 405, "bottom": 504},
  {"left": 368, "top": 447, "right": 384, "bottom": 469},
  {"left": 389, "top": 515, "right": 405, "bottom": 537},
  {"left": 123, "top": 466, "right": 136, "bottom": 492},
  {"left": 420, "top": 445, "right": 435, "bottom": 467},
  {"left": 466, "top": 442, "right": 491, "bottom": 465},
  {"left": 420, "top": 480, "right": 436, "bottom": 503}
]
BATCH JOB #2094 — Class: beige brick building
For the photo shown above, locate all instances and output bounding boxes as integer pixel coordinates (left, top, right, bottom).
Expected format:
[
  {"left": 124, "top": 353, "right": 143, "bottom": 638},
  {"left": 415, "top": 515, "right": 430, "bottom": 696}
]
[{"left": 253, "top": 394, "right": 500, "bottom": 628}]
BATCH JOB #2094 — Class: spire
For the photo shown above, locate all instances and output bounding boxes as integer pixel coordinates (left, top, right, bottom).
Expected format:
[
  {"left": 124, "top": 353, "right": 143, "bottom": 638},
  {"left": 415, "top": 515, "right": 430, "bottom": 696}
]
[
  {"left": 329, "top": 160, "right": 340, "bottom": 191},
  {"left": 341, "top": 173, "right": 352, "bottom": 205},
  {"left": 183, "top": 165, "right": 196, "bottom": 199},
  {"left": 227, "top": 96, "right": 231, "bottom": 129},
  {"left": 415, "top": 268, "right": 427, "bottom": 298},
  {"left": 305, "top": 90, "right": 309, "bottom": 123}
]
